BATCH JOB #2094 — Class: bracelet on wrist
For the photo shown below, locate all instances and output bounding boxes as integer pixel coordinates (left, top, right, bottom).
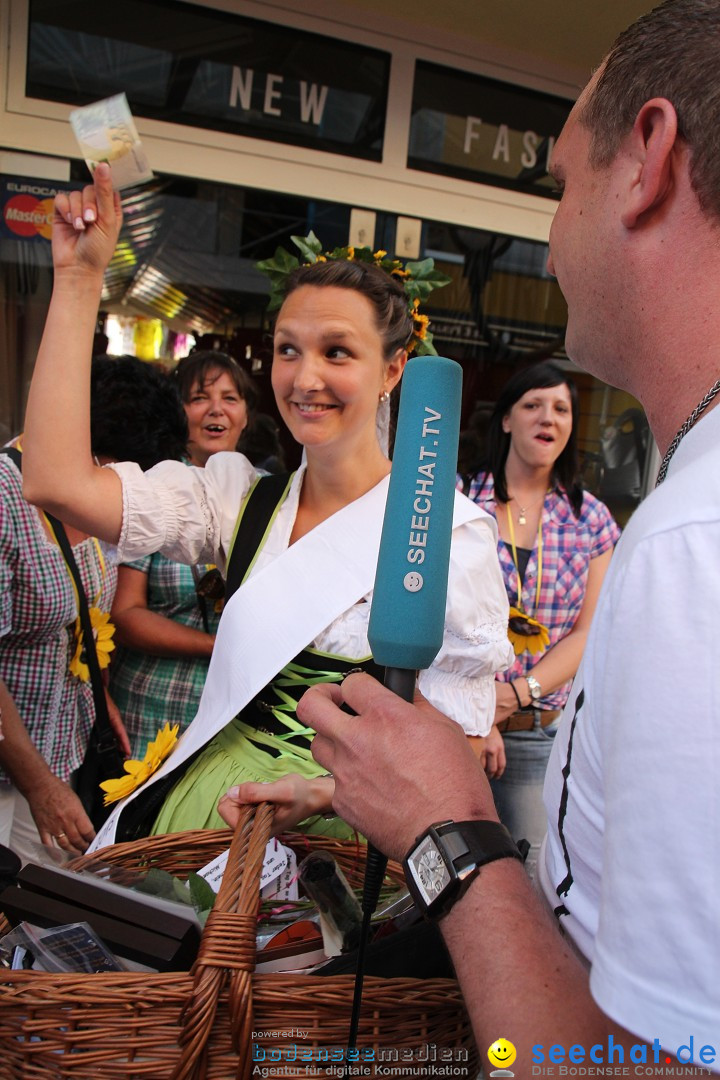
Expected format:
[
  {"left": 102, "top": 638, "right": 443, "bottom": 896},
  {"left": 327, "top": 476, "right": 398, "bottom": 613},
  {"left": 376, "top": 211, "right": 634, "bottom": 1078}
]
[{"left": 509, "top": 680, "right": 523, "bottom": 709}]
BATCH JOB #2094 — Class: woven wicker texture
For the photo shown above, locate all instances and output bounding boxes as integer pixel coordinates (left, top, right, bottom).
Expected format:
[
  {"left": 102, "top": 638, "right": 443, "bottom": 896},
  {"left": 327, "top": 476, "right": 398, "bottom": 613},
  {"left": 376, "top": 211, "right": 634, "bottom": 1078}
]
[{"left": 0, "top": 809, "right": 478, "bottom": 1079}]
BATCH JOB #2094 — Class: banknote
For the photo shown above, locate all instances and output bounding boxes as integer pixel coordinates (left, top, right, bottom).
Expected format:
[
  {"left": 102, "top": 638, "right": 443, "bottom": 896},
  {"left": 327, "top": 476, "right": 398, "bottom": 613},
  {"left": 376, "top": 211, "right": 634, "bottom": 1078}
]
[{"left": 69, "top": 92, "right": 153, "bottom": 190}]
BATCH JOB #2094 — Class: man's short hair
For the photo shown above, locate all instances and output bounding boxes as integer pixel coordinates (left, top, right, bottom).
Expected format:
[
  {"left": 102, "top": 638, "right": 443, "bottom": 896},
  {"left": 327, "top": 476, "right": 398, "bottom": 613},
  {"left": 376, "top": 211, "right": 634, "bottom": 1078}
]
[{"left": 581, "top": 0, "right": 720, "bottom": 221}]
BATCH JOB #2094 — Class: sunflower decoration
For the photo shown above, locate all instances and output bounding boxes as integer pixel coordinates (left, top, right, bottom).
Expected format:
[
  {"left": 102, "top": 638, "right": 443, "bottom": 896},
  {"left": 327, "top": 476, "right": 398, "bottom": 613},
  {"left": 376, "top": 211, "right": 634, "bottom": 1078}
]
[
  {"left": 69, "top": 607, "right": 115, "bottom": 682},
  {"left": 100, "top": 722, "right": 179, "bottom": 806},
  {"left": 256, "top": 231, "right": 451, "bottom": 356},
  {"left": 507, "top": 606, "right": 551, "bottom": 656},
  {"left": 411, "top": 297, "right": 430, "bottom": 344}
]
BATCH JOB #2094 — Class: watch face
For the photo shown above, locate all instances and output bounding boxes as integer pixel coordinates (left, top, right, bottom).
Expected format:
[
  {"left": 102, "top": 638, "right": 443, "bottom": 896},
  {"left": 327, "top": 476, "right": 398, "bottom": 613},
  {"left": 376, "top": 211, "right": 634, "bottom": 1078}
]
[
  {"left": 527, "top": 676, "right": 541, "bottom": 700},
  {"left": 408, "top": 835, "right": 451, "bottom": 904}
]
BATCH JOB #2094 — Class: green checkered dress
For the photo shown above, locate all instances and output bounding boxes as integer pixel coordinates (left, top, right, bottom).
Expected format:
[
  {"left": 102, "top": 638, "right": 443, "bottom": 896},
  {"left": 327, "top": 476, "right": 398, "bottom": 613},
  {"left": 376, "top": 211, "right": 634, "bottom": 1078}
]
[{"left": 109, "top": 551, "right": 221, "bottom": 759}]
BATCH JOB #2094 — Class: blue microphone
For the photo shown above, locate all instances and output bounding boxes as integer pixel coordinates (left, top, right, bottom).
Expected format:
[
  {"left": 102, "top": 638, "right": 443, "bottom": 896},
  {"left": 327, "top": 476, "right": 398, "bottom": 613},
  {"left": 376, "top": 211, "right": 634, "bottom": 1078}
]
[
  {"left": 346, "top": 356, "right": 463, "bottom": 1062},
  {"left": 368, "top": 354, "right": 463, "bottom": 697}
]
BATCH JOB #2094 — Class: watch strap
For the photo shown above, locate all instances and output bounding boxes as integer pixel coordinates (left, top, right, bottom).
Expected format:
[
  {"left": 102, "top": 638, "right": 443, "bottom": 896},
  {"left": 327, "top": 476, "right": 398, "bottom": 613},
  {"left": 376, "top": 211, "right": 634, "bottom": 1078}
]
[{"left": 436, "top": 819, "right": 522, "bottom": 866}]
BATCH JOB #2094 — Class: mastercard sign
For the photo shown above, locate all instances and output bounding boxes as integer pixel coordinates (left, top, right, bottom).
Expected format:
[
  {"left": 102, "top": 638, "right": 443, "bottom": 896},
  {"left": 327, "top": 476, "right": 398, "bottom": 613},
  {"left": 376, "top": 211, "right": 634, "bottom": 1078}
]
[
  {"left": 3, "top": 194, "right": 54, "bottom": 239},
  {"left": 1, "top": 180, "right": 78, "bottom": 243}
]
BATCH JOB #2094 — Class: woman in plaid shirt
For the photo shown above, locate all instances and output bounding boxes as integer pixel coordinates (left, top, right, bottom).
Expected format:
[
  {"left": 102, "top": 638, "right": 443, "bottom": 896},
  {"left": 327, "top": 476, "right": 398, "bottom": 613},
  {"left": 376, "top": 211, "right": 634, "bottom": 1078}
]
[
  {"left": 463, "top": 361, "right": 620, "bottom": 878},
  {"left": 0, "top": 358, "right": 187, "bottom": 860}
]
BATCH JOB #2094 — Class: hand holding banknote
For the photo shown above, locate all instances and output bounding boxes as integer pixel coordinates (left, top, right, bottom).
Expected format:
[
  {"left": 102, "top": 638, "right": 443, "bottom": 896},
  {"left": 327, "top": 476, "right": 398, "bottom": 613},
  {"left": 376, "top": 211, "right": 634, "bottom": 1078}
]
[{"left": 52, "top": 164, "right": 122, "bottom": 278}]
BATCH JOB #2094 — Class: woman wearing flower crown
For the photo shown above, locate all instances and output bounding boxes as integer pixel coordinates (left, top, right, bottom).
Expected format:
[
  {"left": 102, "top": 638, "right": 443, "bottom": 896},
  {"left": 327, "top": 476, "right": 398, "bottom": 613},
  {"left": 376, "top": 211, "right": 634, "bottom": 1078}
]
[
  {"left": 22, "top": 165, "right": 512, "bottom": 846},
  {"left": 462, "top": 361, "right": 620, "bottom": 879}
]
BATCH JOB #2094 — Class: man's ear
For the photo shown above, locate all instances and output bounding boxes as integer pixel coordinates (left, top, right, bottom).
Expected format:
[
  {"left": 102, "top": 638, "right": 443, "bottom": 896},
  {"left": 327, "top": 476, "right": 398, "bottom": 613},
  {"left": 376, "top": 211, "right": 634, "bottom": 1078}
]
[{"left": 621, "top": 98, "right": 679, "bottom": 229}]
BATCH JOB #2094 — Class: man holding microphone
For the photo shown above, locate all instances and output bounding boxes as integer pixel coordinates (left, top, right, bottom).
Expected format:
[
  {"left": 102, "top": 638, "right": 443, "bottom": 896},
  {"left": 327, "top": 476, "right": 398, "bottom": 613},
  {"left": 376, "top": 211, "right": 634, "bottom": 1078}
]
[{"left": 299, "top": 1, "right": 720, "bottom": 1073}]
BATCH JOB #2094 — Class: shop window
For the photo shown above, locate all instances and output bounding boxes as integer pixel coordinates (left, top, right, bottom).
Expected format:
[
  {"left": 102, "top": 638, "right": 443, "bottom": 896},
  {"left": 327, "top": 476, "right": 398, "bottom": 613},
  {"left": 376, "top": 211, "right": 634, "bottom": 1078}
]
[{"left": 0, "top": 165, "right": 655, "bottom": 515}]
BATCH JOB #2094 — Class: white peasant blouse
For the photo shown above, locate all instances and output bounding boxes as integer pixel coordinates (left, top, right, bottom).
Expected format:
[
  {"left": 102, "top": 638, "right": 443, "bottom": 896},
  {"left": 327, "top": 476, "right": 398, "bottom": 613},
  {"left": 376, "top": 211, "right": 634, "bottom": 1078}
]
[{"left": 109, "top": 452, "right": 512, "bottom": 736}]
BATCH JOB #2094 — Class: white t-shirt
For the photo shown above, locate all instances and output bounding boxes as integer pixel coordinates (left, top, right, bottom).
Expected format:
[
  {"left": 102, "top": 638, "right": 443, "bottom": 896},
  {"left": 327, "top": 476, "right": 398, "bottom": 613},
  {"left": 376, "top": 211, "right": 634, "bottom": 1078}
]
[
  {"left": 110, "top": 454, "right": 513, "bottom": 735},
  {"left": 539, "top": 404, "right": 720, "bottom": 1057}
]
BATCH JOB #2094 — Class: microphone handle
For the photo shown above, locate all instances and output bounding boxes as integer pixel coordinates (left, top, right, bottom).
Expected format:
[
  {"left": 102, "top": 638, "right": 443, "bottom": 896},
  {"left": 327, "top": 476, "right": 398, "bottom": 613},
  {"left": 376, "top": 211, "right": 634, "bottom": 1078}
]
[
  {"left": 382, "top": 666, "right": 417, "bottom": 702},
  {"left": 345, "top": 666, "right": 416, "bottom": 1067},
  {"left": 364, "top": 665, "right": 416, "bottom": 921}
]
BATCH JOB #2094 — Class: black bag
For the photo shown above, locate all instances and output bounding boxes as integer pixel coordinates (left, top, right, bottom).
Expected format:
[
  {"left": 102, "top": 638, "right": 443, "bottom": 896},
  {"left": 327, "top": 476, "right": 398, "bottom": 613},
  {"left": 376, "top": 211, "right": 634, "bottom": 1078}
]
[{"left": 2, "top": 447, "right": 124, "bottom": 829}]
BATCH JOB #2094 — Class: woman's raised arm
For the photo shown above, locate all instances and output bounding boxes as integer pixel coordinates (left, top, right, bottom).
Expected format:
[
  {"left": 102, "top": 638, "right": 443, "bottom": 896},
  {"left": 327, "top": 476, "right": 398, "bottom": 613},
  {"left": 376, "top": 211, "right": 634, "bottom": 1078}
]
[{"left": 22, "top": 164, "right": 125, "bottom": 543}]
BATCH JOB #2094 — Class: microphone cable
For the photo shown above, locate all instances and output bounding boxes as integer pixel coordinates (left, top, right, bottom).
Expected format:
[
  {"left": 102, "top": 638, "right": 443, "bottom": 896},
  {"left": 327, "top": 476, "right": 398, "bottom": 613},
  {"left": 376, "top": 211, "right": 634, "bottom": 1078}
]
[{"left": 344, "top": 668, "right": 416, "bottom": 1067}]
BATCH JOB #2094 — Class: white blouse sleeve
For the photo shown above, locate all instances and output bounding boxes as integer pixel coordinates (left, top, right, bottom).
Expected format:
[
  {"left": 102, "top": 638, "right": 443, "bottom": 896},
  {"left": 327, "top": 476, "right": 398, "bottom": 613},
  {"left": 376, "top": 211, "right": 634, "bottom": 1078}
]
[
  {"left": 107, "top": 452, "right": 259, "bottom": 572},
  {"left": 418, "top": 510, "right": 513, "bottom": 737}
]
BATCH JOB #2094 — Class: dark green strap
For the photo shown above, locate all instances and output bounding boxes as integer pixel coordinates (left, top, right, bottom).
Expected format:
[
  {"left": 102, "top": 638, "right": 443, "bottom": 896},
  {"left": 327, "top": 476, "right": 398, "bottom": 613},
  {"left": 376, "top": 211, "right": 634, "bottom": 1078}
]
[{"left": 225, "top": 472, "right": 293, "bottom": 602}]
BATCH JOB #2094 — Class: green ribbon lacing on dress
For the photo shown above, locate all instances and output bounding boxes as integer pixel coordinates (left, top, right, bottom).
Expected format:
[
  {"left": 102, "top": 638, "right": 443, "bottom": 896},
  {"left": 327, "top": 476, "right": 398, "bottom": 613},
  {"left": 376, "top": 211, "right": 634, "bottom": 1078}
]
[{"left": 255, "top": 659, "right": 353, "bottom": 743}]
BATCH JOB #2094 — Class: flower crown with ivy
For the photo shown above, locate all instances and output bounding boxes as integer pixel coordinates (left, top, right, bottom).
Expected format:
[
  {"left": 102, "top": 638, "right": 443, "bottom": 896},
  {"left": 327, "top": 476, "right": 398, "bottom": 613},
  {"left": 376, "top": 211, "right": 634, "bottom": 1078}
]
[{"left": 256, "top": 232, "right": 451, "bottom": 356}]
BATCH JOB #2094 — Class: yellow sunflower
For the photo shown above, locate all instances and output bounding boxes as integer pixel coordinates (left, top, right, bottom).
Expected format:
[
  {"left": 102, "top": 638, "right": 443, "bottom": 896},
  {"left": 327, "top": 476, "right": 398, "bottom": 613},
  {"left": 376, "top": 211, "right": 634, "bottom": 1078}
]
[
  {"left": 507, "top": 606, "right": 550, "bottom": 656},
  {"left": 69, "top": 608, "right": 115, "bottom": 682},
  {"left": 100, "top": 722, "right": 179, "bottom": 806},
  {"left": 413, "top": 312, "right": 430, "bottom": 340}
]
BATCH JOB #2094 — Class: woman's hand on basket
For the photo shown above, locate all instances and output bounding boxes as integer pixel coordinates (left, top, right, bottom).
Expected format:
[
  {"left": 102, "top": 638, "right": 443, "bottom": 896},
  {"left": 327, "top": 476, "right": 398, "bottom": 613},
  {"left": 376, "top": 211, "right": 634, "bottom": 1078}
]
[
  {"left": 217, "top": 773, "right": 335, "bottom": 836},
  {"left": 29, "top": 773, "right": 95, "bottom": 854}
]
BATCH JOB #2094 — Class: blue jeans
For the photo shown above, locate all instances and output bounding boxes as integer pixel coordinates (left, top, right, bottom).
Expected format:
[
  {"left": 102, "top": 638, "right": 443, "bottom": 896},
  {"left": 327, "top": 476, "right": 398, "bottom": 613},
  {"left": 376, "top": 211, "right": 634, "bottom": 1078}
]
[{"left": 490, "top": 713, "right": 559, "bottom": 882}]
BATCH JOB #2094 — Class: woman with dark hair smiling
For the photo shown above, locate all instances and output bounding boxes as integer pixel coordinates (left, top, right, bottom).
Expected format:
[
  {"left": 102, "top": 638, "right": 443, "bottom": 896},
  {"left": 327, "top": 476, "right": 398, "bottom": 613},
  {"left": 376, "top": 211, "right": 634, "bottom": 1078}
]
[
  {"left": 109, "top": 351, "right": 258, "bottom": 758},
  {"left": 462, "top": 361, "right": 620, "bottom": 878}
]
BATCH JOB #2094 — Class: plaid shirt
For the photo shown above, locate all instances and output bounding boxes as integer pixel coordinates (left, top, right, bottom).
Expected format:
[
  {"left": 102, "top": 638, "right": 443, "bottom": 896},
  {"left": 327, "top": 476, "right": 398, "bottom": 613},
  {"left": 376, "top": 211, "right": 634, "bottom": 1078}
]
[
  {"left": 109, "top": 552, "right": 221, "bottom": 758},
  {"left": 462, "top": 472, "right": 620, "bottom": 709},
  {"left": 0, "top": 454, "right": 117, "bottom": 784}
]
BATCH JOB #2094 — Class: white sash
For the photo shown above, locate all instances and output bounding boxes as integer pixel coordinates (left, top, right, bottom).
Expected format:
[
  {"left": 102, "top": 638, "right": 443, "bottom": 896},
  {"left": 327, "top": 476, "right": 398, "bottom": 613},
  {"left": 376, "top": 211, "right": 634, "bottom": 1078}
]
[{"left": 91, "top": 484, "right": 483, "bottom": 849}]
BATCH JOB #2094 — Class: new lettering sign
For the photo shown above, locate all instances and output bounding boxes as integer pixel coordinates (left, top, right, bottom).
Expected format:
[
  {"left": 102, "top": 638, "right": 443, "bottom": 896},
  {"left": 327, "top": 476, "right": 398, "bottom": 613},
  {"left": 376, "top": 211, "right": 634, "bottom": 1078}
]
[
  {"left": 409, "top": 60, "right": 572, "bottom": 198},
  {"left": 27, "top": 0, "right": 390, "bottom": 161}
]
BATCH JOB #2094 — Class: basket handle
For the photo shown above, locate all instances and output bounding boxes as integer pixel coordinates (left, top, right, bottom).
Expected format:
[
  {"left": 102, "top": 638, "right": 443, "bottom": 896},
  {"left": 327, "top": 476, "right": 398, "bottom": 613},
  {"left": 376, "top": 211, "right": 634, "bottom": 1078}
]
[{"left": 171, "top": 801, "right": 274, "bottom": 1080}]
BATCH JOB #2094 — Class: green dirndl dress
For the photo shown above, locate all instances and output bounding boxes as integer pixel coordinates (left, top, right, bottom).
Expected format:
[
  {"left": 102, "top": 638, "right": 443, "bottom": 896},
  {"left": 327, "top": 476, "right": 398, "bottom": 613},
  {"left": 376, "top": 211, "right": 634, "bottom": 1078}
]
[
  {"left": 150, "top": 647, "right": 381, "bottom": 839},
  {"left": 113, "top": 473, "right": 381, "bottom": 843}
]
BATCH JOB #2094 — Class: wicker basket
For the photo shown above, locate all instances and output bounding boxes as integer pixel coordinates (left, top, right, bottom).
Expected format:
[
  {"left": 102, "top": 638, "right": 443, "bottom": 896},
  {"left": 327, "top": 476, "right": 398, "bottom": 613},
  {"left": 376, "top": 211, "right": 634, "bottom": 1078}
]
[{"left": 0, "top": 806, "right": 478, "bottom": 1079}]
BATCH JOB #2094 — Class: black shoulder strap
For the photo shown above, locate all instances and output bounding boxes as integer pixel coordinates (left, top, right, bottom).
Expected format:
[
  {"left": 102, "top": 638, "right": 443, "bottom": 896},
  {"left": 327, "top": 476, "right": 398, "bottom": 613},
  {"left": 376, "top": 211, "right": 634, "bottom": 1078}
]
[
  {"left": 225, "top": 472, "right": 293, "bottom": 602},
  {"left": 1, "top": 447, "right": 113, "bottom": 744},
  {"left": 1, "top": 446, "right": 22, "bottom": 470}
]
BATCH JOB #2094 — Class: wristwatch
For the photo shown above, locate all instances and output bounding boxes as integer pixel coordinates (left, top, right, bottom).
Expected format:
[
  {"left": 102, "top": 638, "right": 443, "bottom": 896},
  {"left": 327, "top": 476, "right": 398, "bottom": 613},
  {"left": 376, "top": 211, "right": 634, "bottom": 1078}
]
[
  {"left": 404, "top": 820, "right": 524, "bottom": 920},
  {"left": 526, "top": 674, "right": 542, "bottom": 703}
]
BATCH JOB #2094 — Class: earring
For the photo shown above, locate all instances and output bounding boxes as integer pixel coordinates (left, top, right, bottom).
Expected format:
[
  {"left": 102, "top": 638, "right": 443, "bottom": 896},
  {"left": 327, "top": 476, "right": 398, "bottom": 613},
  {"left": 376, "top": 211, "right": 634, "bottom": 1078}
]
[{"left": 379, "top": 391, "right": 390, "bottom": 404}]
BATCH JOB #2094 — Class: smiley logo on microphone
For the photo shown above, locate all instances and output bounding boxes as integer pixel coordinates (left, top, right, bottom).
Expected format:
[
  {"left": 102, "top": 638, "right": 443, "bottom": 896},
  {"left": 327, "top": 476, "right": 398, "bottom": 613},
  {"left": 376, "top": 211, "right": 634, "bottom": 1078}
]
[{"left": 403, "top": 571, "right": 424, "bottom": 592}]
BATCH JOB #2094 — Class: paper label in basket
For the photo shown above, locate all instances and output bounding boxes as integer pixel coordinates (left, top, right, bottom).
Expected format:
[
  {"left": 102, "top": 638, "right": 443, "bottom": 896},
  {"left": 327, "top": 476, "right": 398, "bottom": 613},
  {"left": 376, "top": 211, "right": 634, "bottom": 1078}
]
[
  {"left": 197, "top": 839, "right": 290, "bottom": 895},
  {"left": 261, "top": 845, "right": 298, "bottom": 902},
  {"left": 69, "top": 92, "right": 153, "bottom": 190}
]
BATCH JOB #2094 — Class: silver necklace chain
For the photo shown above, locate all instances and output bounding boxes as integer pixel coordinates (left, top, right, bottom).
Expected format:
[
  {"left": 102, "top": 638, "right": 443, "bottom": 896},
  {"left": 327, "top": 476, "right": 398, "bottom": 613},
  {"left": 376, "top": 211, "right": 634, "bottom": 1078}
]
[
  {"left": 509, "top": 491, "right": 546, "bottom": 524},
  {"left": 655, "top": 376, "right": 720, "bottom": 485}
]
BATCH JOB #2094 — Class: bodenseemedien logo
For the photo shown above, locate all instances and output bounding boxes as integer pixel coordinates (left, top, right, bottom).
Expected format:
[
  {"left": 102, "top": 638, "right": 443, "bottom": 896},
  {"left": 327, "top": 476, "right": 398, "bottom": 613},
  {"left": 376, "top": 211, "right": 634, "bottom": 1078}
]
[{"left": 487, "top": 1038, "right": 517, "bottom": 1077}]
